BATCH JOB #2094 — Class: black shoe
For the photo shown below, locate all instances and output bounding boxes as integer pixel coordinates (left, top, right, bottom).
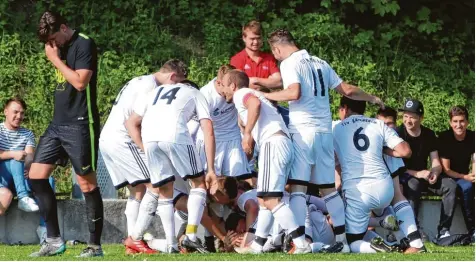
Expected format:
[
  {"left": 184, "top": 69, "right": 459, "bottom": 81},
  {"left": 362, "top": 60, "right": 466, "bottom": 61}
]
[
  {"left": 282, "top": 234, "right": 293, "bottom": 253},
  {"left": 370, "top": 236, "right": 399, "bottom": 253},
  {"left": 204, "top": 236, "right": 216, "bottom": 253},
  {"left": 320, "top": 242, "right": 344, "bottom": 253},
  {"left": 181, "top": 236, "right": 209, "bottom": 254}
]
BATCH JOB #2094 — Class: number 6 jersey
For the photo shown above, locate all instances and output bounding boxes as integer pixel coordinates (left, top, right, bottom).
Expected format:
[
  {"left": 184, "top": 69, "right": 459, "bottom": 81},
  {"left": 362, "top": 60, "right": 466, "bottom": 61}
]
[
  {"left": 333, "top": 115, "right": 404, "bottom": 190},
  {"left": 134, "top": 83, "right": 211, "bottom": 145}
]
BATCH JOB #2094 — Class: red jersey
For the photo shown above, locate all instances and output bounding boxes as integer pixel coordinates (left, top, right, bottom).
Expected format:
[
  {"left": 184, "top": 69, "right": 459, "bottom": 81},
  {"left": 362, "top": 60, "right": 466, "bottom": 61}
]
[{"left": 230, "top": 49, "right": 279, "bottom": 78}]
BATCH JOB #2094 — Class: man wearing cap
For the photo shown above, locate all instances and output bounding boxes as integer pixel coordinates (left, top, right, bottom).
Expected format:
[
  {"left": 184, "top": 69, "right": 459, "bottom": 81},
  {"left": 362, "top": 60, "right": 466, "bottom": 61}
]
[{"left": 397, "top": 99, "right": 457, "bottom": 240}]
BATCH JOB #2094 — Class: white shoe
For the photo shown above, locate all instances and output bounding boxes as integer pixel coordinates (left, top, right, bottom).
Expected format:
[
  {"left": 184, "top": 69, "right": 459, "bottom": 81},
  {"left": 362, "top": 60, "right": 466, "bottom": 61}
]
[
  {"left": 234, "top": 246, "right": 263, "bottom": 254},
  {"left": 18, "top": 197, "right": 39, "bottom": 212},
  {"left": 143, "top": 232, "right": 154, "bottom": 242},
  {"left": 289, "top": 243, "right": 312, "bottom": 254},
  {"left": 36, "top": 225, "right": 47, "bottom": 244}
]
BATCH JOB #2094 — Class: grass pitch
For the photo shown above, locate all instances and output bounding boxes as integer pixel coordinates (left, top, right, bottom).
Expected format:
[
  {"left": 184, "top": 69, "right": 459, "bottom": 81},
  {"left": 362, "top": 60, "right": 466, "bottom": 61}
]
[{"left": 0, "top": 243, "right": 474, "bottom": 261}]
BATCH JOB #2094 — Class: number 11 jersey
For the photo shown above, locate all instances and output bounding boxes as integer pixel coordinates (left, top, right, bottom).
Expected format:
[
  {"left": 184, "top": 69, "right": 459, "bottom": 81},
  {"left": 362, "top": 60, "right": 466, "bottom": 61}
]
[
  {"left": 333, "top": 115, "right": 404, "bottom": 190},
  {"left": 134, "top": 83, "right": 211, "bottom": 145}
]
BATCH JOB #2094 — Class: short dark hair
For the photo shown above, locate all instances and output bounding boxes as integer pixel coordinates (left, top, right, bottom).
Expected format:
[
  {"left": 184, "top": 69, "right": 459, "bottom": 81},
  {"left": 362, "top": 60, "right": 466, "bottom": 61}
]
[
  {"left": 38, "top": 11, "right": 67, "bottom": 43},
  {"left": 225, "top": 212, "right": 245, "bottom": 232},
  {"left": 160, "top": 59, "right": 188, "bottom": 79},
  {"left": 268, "top": 29, "right": 295, "bottom": 46},
  {"left": 340, "top": 96, "right": 366, "bottom": 115},
  {"left": 4, "top": 97, "right": 27, "bottom": 110},
  {"left": 226, "top": 70, "right": 249, "bottom": 88},
  {"left": 449, "top": 105, "right": 469, "bottom": 121},
  {"left": 377, "top": 107, "right": 397, "bottom": 122},
  {"left": 181, "top": 79, "right": 199, "bottom": 89},
  {"left": 237, "top": 180, "right": 253, "bottom": 192}
]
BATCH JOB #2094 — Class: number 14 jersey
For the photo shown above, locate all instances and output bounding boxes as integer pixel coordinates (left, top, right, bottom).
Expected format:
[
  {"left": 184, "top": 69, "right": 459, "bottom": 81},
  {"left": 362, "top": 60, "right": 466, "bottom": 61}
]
[
  {"left": 333, "top": 115, "right": 404, "bottom": 190},
  {"left": 134, "top": 83, "right": 211, "bottom": 145}
]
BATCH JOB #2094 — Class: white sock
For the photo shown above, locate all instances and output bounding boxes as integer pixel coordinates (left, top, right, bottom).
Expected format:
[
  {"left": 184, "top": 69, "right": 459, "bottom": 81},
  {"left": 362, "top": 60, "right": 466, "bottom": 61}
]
[
  {"left": 147, "top": 238, "right": 168, "bottom": 252},
  {"left": 290, "top": 192, "right": 307, "bottom": 228},
  {"left": 186, "top": 188, "right": 207, "bottom": 241},
  {"left": 252, "top": 206, "right": 274, "bottom": 250},
  {"left": 124, "top": 197, "right": 141, "bottom": 236},
  {"left": 132, "top": 190, "right": 158, "bottom": 240},
  {"left": 393, "top": 201, "right": 423, "bottom": 248},
  {"left": 305, "top": 206, "right": 312, "bottom": 240},
  {"left": 157, "top": 198, "right": 177, "bottom": 247},
  {"left": 311, "top": 242, "right": 324, "bottom": 253},
  {"left": 306, "top": 195, "right": 327, "bottom": 213},
  {"left": 323, "top": 191, "right": 346, "bottom": 236},
  {"left": 272, "top": 202, "right": 307, "bottom": 248},
  {"left": 393, "top": 230, "right": 406, "bottom": 242},
  {"left": 363, "top": 230, "right": 380, "bottom": 241},
  {"left": 350, "top": 240, "right": 376, "bottom": 253}
]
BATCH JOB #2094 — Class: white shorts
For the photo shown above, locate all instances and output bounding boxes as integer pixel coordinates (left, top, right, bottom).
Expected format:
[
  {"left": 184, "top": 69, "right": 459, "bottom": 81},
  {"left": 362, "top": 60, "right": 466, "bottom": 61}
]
[
  {"left": 196, "top": 138, "right": 251, "bottom": 179},
  {"left": 144, "top": 141, "right": 204, "bottom": 187},
  {"left": 256, "top": 136, "right": 293, "bottom": 198},
  {"left": 289, "top": 132, "right": 335, "bottom": 187},
  {"left": 99, "top": 139, "right": 150, "bottom": 189},
  {"left": 343, "top": 177, "right": 394, "bottom": 234}
]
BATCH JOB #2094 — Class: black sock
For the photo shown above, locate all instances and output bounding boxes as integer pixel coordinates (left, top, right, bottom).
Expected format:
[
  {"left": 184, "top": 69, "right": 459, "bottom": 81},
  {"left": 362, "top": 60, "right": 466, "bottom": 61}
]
[
  {"left": 30, "top": 179, "right": 61, "bottom": 238},
  {"left": 83, "top": 187, "right": 104, "bottom": 246}
]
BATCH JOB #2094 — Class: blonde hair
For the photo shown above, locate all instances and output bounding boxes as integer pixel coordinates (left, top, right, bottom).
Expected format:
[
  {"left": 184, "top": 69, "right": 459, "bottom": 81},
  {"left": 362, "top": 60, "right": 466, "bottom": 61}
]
[
  {"left": 217, "top": 64, "right": 235, "bottom": 81},
  {"left": 242, "top": 20, "right": 262, "bottom": 37}
]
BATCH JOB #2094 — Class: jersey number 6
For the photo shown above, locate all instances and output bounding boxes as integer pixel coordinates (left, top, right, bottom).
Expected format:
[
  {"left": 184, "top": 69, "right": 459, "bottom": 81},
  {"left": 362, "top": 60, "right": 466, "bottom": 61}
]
[{"left": 353, "top": 127, "right": 370, "bottom": 151}]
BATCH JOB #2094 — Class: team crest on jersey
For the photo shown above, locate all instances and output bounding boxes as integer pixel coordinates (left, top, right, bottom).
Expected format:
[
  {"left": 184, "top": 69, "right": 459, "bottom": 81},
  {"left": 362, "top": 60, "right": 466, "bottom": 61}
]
[
  {"left": 262, "top": 65, "right": 268, "bottom": 70},
  {"left": 213, "top": 108, "right": 220, "bottom": 116},
  {"left": 406, "top": 101, "right": 413, "bottom": 108},
  {"left": 244, "top": 64, "right": 251, "bottom": 70}
]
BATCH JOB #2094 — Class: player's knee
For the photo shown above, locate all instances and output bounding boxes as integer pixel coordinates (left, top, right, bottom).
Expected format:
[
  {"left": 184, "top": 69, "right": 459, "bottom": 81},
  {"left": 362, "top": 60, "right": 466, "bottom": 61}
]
[
  {"left": 28, "top": 163, "right": 54, "bottom": 179},
  {"left": 189, "top": 175, "right": 205, "bottom": 189},
  {"left": 290, "top": 184, "right": 307, "bottom": 193},
  {"left": 0, "top": 188, "right": 13, "bottom": 216}
]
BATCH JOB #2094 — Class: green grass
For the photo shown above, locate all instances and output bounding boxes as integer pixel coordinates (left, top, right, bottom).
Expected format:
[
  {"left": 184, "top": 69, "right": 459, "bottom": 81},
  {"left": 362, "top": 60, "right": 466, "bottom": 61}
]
[{"left": 0, "top": 243, "right": 473, "bottom": 261}]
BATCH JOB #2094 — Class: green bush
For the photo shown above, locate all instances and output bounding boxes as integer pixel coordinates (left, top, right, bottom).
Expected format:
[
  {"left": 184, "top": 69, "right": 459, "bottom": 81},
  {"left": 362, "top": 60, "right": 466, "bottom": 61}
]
[{"left": 0, "top": 0, "right": 473, "bottom": 195}]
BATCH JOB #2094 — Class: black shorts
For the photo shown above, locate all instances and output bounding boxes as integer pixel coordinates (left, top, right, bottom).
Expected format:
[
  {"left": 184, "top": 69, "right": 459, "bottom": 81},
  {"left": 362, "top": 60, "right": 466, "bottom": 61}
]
[{"left": 33, "top": 123, "right": 100, "bottom": 175}]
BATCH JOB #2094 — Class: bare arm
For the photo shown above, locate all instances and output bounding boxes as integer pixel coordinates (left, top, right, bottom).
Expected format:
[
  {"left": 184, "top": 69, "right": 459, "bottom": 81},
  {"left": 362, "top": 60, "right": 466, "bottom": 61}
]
[
  {"left": 263, "top": 83, "right": 300, "bottom": 102},
  {"left": 253, "top": 73, "right": 283, "bottom": 89},
  {"left": 125, "top": 113, "right": 144, "bottom": 151},
  {"left": 200, "top": 119, "right": 216, "bottom": 175},
  {"left": 0, "top": 150, "right": 26, "bottom": 161},
  {"left": 244, "top": 200, "right": 259, "bottom": 230},
  {"left": 383, "top": 142, "right": 412, "bottom": 158},
  {"left": 244, "top": 96, "right": 261, "bottom": 135},
  {"left": 441, "top": 158, "right": 466, "bottom": 179},
  {"left": 429, "top": 151, "right": 442, "bottom": 176},
  {"left": 335, "top": 82, "right": 383, "bottom": 108},
  {"left": 200, "top": 207, "right": 226, "bottom": 241}
]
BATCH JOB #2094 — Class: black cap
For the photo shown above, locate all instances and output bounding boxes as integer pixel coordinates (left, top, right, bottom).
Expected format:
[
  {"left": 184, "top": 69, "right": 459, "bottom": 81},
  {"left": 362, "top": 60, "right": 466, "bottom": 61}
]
[{"left": 399, "top": 98, "right": 424, "bottom": 115}]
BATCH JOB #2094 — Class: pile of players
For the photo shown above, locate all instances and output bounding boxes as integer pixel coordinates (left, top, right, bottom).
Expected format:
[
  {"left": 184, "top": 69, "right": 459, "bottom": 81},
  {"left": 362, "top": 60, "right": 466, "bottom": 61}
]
[{"left": 98, "top": 28, "right": 427, "bottom": 255}]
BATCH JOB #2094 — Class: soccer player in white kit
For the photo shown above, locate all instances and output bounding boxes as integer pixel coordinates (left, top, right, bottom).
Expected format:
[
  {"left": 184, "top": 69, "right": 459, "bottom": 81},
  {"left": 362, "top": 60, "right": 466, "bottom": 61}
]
[
  {"left": 376, "top": 107, "right": 426, "bottom": 253},
  {"left": 333, "top": 97, "right": 412, "bottom": 253},
  {"left": 196, "top": 64, "right": 251, "bottom": 179},
  {"left": 221, "top": 70, "right": 311, "bottom": 254},
  {"left": 264, "top": 29, "right": 384, "bottom": 252},
  {"left": 126, "top": 77, "right": 218, "bottom": 253},
  {"left": 100, "top": 60, "right": 187, "bottom": 254}
]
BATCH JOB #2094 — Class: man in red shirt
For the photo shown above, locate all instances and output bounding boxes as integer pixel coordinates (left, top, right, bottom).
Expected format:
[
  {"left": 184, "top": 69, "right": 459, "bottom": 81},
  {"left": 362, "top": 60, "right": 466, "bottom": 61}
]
[{"left": 230, "top": 20, "right": 282, "bottom": 89}]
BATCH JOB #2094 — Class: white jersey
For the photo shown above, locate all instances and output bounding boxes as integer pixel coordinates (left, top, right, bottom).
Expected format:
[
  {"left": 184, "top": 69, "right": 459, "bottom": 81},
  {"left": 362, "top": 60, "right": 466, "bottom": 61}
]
[
  {"left": 134, "top": 83, "right": 211, "bottom": 145},
  {"left": 233, "top": 88, "right": 289, "bottom": 147},
  {"left": 333, "top": 115, "right": 404, "bottom": 190},
  {"left": 280, "top": 50, "right": 342, "bottom": 133},
  {"left": 101, "top": 75, "right": 157, "bottom": 141},
  {"left": 237, "top": 189, "right": 258, "bottom": 212},
  {"left": 196, "top": 79, "right": 241, "bottom": 142}
]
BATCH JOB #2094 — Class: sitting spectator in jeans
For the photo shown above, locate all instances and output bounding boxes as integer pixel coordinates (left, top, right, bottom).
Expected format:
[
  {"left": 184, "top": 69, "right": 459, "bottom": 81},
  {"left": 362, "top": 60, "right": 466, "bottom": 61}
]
[
  {"left": 438, "top": 106, "right": 475, "bottom": 236},
  {"left": 397, "top": 99, "right": 457, "bottom": 240},
  {"left": 0, "top": 97, "right": 54, "bottom": 243}
]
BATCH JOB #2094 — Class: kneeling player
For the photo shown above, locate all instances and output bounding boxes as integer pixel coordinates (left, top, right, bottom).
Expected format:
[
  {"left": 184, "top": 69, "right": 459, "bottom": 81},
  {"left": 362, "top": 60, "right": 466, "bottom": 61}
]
[{"left": 333, "top": 97, "right": 412, "bottom": 253}]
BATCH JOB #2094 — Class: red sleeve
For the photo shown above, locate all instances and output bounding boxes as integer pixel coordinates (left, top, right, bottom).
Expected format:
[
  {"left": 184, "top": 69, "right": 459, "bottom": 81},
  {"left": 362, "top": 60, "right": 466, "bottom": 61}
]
[
  {"left": 230, "top": 53, "right": 244, "bottom": 70},
  {"left": 268, "top": 56, "right": 280, "bottom": 75}
]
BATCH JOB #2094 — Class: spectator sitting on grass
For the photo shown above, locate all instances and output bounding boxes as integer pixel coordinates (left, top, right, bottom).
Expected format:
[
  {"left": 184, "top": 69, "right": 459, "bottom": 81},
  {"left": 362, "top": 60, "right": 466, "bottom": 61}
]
[
  {"left": 0, "top": 97, "right": 55, "bottom": 243},
  {"left": 438, "top": 105, "right": 475, "bottom": 237}
]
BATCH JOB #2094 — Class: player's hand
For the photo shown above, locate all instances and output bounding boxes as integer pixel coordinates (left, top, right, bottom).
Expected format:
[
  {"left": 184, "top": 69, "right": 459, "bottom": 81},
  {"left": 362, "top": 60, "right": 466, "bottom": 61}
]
[
  {"left": 205, "top": 171, "right": 218, "bottom": 194},
  {"left": 416, "top": 170, "right": 431, "bottom": 180},
  {"left": 371, "top": 96, "right": 385, "bottom": 109},
  {"left": 12, "top": 151, "right": 27, "bottom": 161},
  {"left": 224, "top": 231, "right": 242, "bottom": 251},
  {"left": 428, "top": 172, "right": 438, "bottom": 184},
  {"left": 249, "top": 77, "right": 260, "bottom": 90},
  {"left": 464, "top": 173, "right": 475, "bottom": 183},
  {"left": 45, "top": 42, "right": 60, "bottom": 61},
  {"left": 242, "top": 133, "right": 254, "bottom": 160}
]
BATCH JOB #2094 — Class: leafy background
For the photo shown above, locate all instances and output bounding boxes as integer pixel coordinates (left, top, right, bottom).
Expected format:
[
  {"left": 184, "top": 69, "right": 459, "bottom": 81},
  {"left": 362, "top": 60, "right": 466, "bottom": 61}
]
[{"left": 0, "top": 0, "right": 474, "bottom": 194}]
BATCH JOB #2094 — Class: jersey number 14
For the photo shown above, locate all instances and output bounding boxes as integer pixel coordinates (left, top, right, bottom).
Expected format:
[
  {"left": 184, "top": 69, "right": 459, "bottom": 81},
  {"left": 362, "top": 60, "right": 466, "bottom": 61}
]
[{"left": 153, "top": 87, "right": 180, "bottom": 105}]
